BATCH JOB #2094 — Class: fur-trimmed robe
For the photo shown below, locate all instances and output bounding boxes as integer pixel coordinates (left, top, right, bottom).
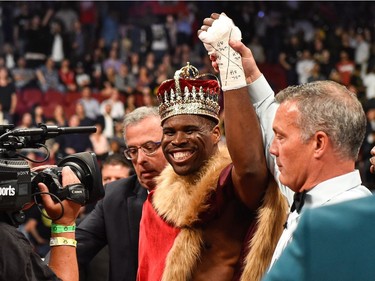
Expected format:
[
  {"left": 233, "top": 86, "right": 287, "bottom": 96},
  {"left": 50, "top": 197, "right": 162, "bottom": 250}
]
[{"left": 138, "top": 147, "right": 288, "bottom": 281}]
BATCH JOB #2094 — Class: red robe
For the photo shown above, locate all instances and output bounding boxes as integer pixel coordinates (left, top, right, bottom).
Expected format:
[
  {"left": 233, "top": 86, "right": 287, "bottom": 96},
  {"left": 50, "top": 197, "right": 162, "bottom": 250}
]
[
  {"left": 137, "top": 193, "right": 181, "bottom": 280},
  {"left": 137, "top": 148, "right": 287, "bottom": 281}
]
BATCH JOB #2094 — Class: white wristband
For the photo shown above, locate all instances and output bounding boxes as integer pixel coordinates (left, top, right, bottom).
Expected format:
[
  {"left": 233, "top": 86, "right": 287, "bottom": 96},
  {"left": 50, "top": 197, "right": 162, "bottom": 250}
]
[
  {"left": 198, "top": 14, "right": 246, "bottom": 91},
  {"left": 50, "top": 237, "right": 77, "bottom": 247},
  {"left": 217, "top": 48, "right": 247, "bottom": 91}
]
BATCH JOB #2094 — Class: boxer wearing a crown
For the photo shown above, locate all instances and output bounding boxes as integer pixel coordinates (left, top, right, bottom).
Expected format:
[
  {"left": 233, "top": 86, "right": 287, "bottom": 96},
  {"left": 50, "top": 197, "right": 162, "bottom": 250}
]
[{"left": 137, "top": 14, "right": 287, "bottom": 281}]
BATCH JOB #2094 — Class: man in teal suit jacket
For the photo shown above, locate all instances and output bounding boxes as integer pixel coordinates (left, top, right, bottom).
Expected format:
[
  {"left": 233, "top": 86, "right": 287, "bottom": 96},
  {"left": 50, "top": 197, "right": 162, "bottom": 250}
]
[{"left": 263, "top": 194, "right": 375, "bottom": 281}]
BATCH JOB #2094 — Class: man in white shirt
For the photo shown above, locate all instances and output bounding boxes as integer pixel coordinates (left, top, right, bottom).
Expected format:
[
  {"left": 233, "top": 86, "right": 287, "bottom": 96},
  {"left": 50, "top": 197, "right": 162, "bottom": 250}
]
[
  {"left": 203, "top": 13, "right": 372, "bottom": 275},
  {"left": 100, "top": 88, "right": 125, "bottom": 120},
  {"left": 363, "top": 65, "right": 375, "bottom": 100}
]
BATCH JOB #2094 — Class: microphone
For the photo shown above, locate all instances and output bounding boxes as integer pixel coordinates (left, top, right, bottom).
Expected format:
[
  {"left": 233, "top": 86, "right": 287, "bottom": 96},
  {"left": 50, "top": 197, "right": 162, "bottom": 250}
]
[
  {"left": 0, "top": 123, "right": 97, "bottom": 151},
  {"left": 12, "top": 125, "right": 97, "bottom": 137}
]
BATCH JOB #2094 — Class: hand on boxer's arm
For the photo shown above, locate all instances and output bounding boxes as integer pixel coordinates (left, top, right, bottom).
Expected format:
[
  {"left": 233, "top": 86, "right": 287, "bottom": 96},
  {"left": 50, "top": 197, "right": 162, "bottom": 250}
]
[
  {"left": 198, "top": 13, "right": 262, "bottom": 85},
  {"left": 198, "top": 13, "right": 246, "bottom": 91}
]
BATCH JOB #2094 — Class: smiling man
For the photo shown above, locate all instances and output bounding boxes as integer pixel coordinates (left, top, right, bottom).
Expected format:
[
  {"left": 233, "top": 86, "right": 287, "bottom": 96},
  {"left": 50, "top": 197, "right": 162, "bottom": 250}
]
[
  {"left": 137, "top": 53, "right": 287, "bottom": 280},
  {"left": 136, "top": 14, "right": 289, "bottom": 281}
]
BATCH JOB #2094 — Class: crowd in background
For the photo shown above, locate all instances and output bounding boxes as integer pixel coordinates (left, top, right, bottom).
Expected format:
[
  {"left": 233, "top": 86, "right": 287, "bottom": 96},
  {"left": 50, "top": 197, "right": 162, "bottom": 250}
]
[{"left": 0, "top": 1, "right": 375, "bottom": 189}]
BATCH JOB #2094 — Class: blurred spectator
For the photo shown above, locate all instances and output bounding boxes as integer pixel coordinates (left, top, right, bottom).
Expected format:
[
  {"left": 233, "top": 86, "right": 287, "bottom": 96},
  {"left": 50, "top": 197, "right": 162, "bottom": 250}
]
[
  {"left": 349, "top": 65, "right": 366, "bottom": 104},
  {"left": 101, "top": 153, "right": 134, "bottom": 185},
  {"left": 75, "top": 61, "right": 91, "bottom": 90},
  {"left": 100, "top": 88, "right": 125, "bottom": 120},
  {"left": 54, "top": 2, "right": 78, "bottom": 33},
  {"left": 24, "top": 10, "right": 54, "bottom": 68},
  {"left": 165, "top": 14, "right": 177, "bottom": 53},
  {"left": 109, "top": 137, "right": 125, "bottom": 155},
  {"left": 31, "top": 104, "right": 46, "bottom": 127},
  {"left": 296, "top": 49, "right": 315, "bottom": 84},
  {"left": 363, "top": 65, "right": 375, "bottom": 101},
  {"left": 126, "top": 21, "right": 148, "bottom": 55},
  {"left": 114, "top": 63, "right": 137, "bottom": 95},
  {"left": 315, "top": 49, "right": 335, "bottom": 79},
  {"left": 160, "top": 54, "right": 175, "bottom": 78},
  {"left": 113, "top": 118, "right": 125, "bottom": 140},
  {"left": 125, "top": 94, "right": 136, "bottom": 114},
  {"left": 58, "top": 58, "right": 77, "bottom": 92},
  {"left": 13, "top": 2, "right": 31, "bottom": 56},
  {"left": 100, "top": 66, "right": 116, "bottom": 97},
  {"left": 70, "top": 20, "right": 86, "bottom": 64},
  {"left": 0, "top": 66, "right": 17, "bottom": 124},
  {"left": 52, "top": 104, "right": 67, "bottom": 126},
  {"left": 339, "top": 30, "right": 355, "bottom": 63},
  {"left": 307, "top": 62, "right": 326, "bottom": 83},
  {"left": 110, "top": 40, "right": 120, "bottom": 59},
  {"left": 118, "top": 37, "right": 131, "bottom": 63},
  {"left": 311, "top": 34, "right": 325, "bottom": 61},
  {"left": 36, "top": 57, "right": 65, "bottom": 93},
  {"left": 78, "top": 86, "right": 101, "bottom": 123},
  {"left": 57, "top": 113, "right": 93, "bottom": 156},
  {"left": 89, "top": 48, "right": 105, "bottom": 91},
  {"left": 336, "top": 50, "right": 355, "bottom": 86},
  {"left": 361, "top": 102, "right": 375, "bottom": 190},
  {"left": 89, "top": 117, "right": 110, "bottom": 162},
  {"left": 176, "top": 11, "right": 193, "bottom": 49},
  {"left": 136, "top": 66, "right": 151, "bottom": 91},
  {"left": 96, "top": 37, "right": 108, "bottom": 57},
  {"left": 75, "top": 100, "right": 95, "bottom": 126},
  {"left": 154, "top": 62, "right": 169, "bottom": 86},
  {"left": 17, "top": 112, "right": 33, "bottom": 129},
  {"left": 3, "top": 43, "right": 16, "bottom": 70},
  {"left": 11, "top": 56, "right": 37, "bottom": 90},
  {"left": 103, "top": 48, "right": 122, "bottom": 74},
  {"left": 78, "top": 1, "right": 98, "bottom": 53},
  {"left": 279, "top": 34, "right": 303, "bottom": 86},
  {"left": 247, "top": 36, "right": 266, "bottom": 64},
  {"left": 145, "top": 52, "right": 156, "bottom": 75},
  {"left": 354, "top": 32, "right": 370, "bottom": 77},
  {"left": 141, "top": 86, "right": 157, "bottom": 107},
  {"left": 128, "top": 52, "right": 140, "bottom": 77},
  {"left": 149, "top": 19, "right": 169, "bottom": 63},
  {"left": 100, "top": 9, "right": 120, "bottom": 51},
  {"left": 49, "top": 20, "right": 71, "bottom": 66},
  {"left": 102, "top": 103, "right": 115, "bottom": 139}
]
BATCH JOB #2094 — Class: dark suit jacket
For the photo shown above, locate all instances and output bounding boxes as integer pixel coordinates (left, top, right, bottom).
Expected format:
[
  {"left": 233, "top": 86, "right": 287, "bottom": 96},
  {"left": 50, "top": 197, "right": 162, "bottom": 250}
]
[
  {"left": 263, "top": 194, "right": 375, "bottom": 281},
  {"left": 76, "top": 175, "right": 148, "bottom": 281}
]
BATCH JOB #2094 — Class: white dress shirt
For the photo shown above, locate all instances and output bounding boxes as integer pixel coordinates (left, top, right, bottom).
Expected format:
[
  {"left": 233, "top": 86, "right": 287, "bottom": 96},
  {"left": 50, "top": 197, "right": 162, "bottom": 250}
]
[
  {"left": 269, "top": 170, "right": 371, "bottom": 269},
  {"left": 247, "top": 75, "right": 372, "bottom": 270}
]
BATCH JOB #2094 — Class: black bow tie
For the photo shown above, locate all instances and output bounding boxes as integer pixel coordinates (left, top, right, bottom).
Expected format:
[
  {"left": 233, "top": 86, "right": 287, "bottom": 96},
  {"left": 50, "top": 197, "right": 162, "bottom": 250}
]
[{"left": 290, "top": 191, "right": 307, "bottom": 214}]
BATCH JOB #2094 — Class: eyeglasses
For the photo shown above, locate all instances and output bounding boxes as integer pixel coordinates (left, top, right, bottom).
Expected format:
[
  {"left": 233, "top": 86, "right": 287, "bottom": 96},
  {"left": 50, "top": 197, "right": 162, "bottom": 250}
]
[{"left": 123, "top": 141, "right": 162, "bottom": 160}]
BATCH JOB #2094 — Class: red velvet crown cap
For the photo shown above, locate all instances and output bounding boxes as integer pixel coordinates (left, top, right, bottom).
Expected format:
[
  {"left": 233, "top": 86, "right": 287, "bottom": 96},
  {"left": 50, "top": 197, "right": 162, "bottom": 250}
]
[
  {"left": 157, "top": 75, "right": 221, "bottom": 123},
  {"left": 158, "top": 78, "right": 220, "bottom": 97}
]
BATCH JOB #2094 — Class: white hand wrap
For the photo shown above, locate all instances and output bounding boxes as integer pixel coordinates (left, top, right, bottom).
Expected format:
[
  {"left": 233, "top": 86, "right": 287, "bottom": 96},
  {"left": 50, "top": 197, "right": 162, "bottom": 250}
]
[{"left": 199, "top": 14, "right": 246, "bottom": 91}]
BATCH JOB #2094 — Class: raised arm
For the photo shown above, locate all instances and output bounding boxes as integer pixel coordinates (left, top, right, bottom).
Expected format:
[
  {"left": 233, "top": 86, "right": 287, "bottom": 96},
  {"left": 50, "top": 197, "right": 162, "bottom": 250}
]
[{"left": 198, "top": 13, "right": 269, "bottom": 210}]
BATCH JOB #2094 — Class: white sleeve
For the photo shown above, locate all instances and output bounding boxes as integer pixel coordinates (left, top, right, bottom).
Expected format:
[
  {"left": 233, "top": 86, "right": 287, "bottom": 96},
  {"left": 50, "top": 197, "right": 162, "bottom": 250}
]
[{"left": 247, "top": 75, "right": 294, "bottom": 205}]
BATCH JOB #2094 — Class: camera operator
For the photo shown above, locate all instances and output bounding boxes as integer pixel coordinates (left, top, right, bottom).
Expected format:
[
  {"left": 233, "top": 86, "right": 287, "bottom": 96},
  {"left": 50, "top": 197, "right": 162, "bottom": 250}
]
[{"left": 0, "top": 166, "right": 82, "bottom": 281}]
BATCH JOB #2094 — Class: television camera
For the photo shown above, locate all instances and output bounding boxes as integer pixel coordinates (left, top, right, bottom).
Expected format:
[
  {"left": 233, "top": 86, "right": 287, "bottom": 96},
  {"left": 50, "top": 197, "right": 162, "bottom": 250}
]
[{"left": 0, "top": 123, "right": 104, "bottom": 225}]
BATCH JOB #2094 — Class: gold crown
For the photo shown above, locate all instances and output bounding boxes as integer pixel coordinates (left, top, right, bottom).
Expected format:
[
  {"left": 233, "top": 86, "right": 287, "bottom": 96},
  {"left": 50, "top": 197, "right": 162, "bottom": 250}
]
[{"left": 157, "top": 63, "right": 221, "bottom": 123}]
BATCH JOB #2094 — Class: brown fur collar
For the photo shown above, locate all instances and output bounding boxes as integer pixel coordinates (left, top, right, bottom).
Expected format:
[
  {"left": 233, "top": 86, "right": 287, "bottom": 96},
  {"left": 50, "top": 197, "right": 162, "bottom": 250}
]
[
  {"left": 153, "top": 147, "right": 231, "bottom": 227},
  {"left": 153, "top": 147, "right": 288, "bottom": 281},
  {"left": 240, "top": 179, "right": 288, "bottom": 281}
]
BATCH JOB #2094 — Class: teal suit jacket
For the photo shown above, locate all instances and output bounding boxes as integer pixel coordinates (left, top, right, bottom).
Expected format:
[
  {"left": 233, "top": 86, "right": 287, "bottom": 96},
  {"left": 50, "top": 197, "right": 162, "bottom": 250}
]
[{"left": 263, "top": 194, "right": 375, "bottom": 281}]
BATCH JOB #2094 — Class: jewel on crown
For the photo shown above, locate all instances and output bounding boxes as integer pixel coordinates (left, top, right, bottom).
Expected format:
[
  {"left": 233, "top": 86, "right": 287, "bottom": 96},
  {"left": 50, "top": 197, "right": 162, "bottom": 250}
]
[{"left": 157, "top": 62, "right": 221, "bottom": 123}]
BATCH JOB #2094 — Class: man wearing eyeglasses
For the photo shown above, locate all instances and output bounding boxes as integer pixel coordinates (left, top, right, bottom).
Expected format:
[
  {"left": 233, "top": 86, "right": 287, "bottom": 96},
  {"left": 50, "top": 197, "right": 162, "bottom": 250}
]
[{"left": 76, "top": 106, "right": 168, "bottom": 281}]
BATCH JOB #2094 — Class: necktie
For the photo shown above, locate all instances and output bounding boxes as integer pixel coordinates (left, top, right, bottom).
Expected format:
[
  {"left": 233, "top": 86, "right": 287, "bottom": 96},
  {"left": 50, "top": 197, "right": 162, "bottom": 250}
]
[{"left": 290, "top": 190, "right": 307, "bottom": 214}]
